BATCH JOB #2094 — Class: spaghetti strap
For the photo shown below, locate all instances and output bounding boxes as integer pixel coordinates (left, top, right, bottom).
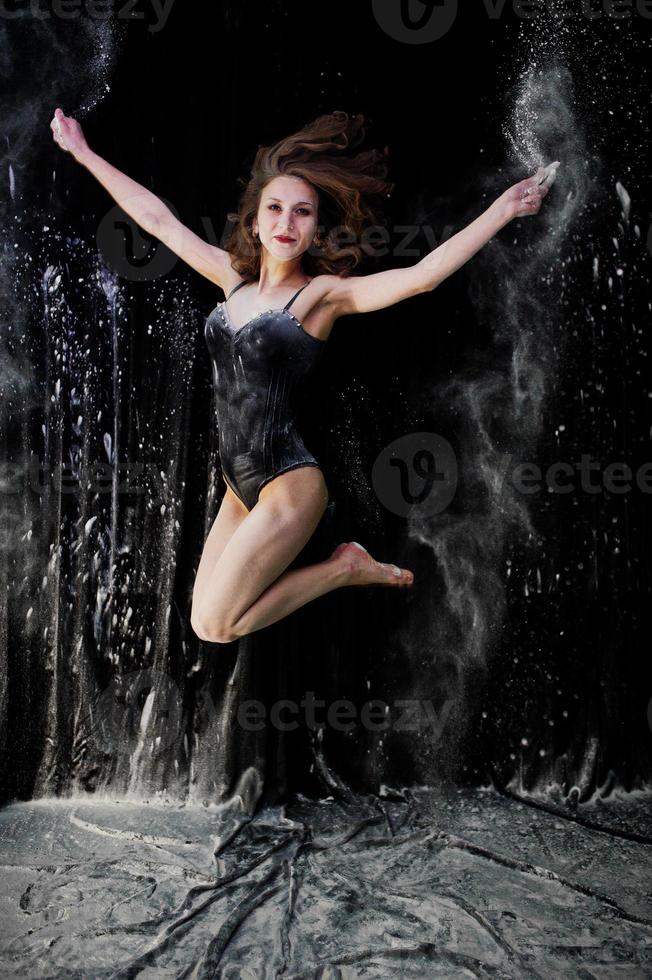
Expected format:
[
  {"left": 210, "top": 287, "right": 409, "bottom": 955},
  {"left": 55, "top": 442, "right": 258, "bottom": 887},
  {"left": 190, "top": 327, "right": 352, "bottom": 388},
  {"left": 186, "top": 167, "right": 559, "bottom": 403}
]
[
  {"left": 284, "top": 281, "right": 311, "bottom": 312},
  {"left": 226, "top": 280, "right": 248, "bottom": 300}
]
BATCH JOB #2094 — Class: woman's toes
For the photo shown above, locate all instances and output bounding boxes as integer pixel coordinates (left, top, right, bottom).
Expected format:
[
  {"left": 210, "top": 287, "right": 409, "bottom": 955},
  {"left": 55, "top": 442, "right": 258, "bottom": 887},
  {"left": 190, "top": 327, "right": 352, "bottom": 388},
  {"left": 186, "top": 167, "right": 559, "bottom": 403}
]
[{"left": 381, "top": 563, "right": 413, "bottom": 586}]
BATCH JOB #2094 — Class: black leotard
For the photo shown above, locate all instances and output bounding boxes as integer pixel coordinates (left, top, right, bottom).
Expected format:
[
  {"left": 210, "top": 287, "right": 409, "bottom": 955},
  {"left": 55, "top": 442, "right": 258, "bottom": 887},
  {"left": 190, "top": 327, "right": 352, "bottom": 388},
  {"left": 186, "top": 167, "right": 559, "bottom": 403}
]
[{"left": 204, "top": 279, "right": 328, "bottom": 511}]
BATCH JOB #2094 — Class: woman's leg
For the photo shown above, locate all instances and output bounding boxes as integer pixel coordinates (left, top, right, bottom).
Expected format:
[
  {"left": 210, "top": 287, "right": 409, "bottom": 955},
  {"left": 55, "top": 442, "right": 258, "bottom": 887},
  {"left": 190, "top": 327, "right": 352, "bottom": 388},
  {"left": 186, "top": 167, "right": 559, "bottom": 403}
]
[
  {"left": 190, "top": 484, "right": 248, "bottom": 627},
  {"left": 191, "top": 467, "right": 413, "bottom": 644}
]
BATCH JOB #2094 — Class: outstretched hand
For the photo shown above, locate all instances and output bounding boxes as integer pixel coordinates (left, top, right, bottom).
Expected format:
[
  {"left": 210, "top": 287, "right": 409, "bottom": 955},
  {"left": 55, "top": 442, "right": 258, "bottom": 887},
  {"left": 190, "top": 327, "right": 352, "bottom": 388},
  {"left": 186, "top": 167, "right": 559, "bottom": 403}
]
[
  {"left": 49, "top": 107, "right": 89, "bottom": 162},
  {"left": 502, "top": 161, "right": 561, "bottom": 220}
]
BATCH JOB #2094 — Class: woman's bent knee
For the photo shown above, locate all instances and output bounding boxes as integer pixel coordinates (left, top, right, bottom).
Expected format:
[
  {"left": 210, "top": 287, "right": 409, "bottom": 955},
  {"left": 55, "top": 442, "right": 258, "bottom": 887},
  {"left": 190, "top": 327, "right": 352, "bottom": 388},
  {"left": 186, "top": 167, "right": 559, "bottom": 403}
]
[
  {"left": 191, "top": 599, "right": 238, "bottom": 644},
  {"left": 191, "top": 614, "right": 238, "bottom": 644}
]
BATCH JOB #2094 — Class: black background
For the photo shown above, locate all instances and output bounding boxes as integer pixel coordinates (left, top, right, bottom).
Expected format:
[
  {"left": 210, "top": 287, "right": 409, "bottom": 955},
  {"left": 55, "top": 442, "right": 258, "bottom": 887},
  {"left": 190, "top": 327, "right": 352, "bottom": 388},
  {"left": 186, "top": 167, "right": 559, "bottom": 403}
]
[{"left": 1, "top": 0, "right": 651, "bottom": 806}]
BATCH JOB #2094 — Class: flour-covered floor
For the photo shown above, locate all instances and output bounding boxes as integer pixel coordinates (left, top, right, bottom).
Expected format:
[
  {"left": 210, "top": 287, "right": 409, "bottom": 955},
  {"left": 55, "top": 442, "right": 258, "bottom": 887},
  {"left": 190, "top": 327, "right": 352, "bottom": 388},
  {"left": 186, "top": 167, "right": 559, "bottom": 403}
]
[{"left": 0, "top": 786, "right": 650, "bottom": 978}]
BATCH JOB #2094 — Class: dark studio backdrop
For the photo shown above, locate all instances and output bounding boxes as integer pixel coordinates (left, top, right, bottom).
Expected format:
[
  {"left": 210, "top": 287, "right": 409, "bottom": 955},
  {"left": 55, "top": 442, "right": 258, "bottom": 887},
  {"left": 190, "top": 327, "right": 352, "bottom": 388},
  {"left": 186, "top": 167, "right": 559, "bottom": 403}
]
[{"left": 0, "top": 0, "right": 651, "bottom": 813}]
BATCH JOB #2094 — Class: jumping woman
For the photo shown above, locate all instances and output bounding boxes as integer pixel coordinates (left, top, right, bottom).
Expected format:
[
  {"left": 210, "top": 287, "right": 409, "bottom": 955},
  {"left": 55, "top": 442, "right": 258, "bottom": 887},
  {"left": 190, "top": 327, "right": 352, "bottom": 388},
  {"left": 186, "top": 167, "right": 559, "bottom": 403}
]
[{"left": 49, "top": 107, "right": 558, "bottom": 644}]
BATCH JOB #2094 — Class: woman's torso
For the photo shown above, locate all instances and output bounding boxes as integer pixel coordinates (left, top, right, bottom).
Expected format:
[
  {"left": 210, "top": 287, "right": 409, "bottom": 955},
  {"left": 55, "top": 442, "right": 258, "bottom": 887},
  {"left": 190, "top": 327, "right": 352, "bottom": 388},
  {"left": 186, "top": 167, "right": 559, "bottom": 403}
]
[{"left": 203, "top": 279, "right": 329, "bottom": 472}]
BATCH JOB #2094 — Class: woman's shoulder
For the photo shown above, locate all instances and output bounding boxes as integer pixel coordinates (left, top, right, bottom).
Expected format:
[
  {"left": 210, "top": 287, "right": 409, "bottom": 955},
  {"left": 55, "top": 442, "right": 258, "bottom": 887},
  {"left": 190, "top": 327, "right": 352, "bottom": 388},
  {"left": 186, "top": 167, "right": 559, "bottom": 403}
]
[
  {"left": 310, "top": 272, "right": 354, "bottom": 302},
  {"left": 220, "top": 268, "right": 252, "bottom": 299}
]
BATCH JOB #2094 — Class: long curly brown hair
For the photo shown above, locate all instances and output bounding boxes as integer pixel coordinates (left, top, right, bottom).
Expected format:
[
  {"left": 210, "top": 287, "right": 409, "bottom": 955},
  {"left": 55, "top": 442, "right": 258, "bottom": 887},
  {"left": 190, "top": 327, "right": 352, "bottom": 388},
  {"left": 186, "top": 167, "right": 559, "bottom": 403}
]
[{"left": 224, "top": 110, "right": 394, "bottom": 280}]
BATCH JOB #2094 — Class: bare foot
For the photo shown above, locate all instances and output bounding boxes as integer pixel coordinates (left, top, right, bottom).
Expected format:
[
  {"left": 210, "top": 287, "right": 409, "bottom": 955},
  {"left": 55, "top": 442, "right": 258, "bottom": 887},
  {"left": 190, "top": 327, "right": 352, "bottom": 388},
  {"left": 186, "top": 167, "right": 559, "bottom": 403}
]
[{"left": 329, "top": 541, "right": 414, "bottom": 588}]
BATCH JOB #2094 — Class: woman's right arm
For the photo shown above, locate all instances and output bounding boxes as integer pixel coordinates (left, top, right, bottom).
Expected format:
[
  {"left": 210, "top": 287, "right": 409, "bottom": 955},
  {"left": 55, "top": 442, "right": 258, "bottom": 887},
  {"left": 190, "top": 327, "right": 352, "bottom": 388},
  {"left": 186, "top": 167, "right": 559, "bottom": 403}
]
[{"left": 49, "top": 107, "right": 232, "bottom": 290}]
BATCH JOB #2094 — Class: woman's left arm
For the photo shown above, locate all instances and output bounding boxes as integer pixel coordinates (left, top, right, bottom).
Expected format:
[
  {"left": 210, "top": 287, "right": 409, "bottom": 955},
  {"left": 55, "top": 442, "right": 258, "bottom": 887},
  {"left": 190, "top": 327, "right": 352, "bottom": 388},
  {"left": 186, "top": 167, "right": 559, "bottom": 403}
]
[{"left": 325, "top": 162, "right": 560, "bottom": 317}]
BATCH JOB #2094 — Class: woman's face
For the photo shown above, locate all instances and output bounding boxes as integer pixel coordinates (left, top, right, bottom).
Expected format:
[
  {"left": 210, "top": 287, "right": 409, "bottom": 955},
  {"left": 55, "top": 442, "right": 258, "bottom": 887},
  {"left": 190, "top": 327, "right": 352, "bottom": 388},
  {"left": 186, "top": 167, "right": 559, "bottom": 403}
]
[{"left": 254, "top": 175, "right": 319, "bottom": 261}]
